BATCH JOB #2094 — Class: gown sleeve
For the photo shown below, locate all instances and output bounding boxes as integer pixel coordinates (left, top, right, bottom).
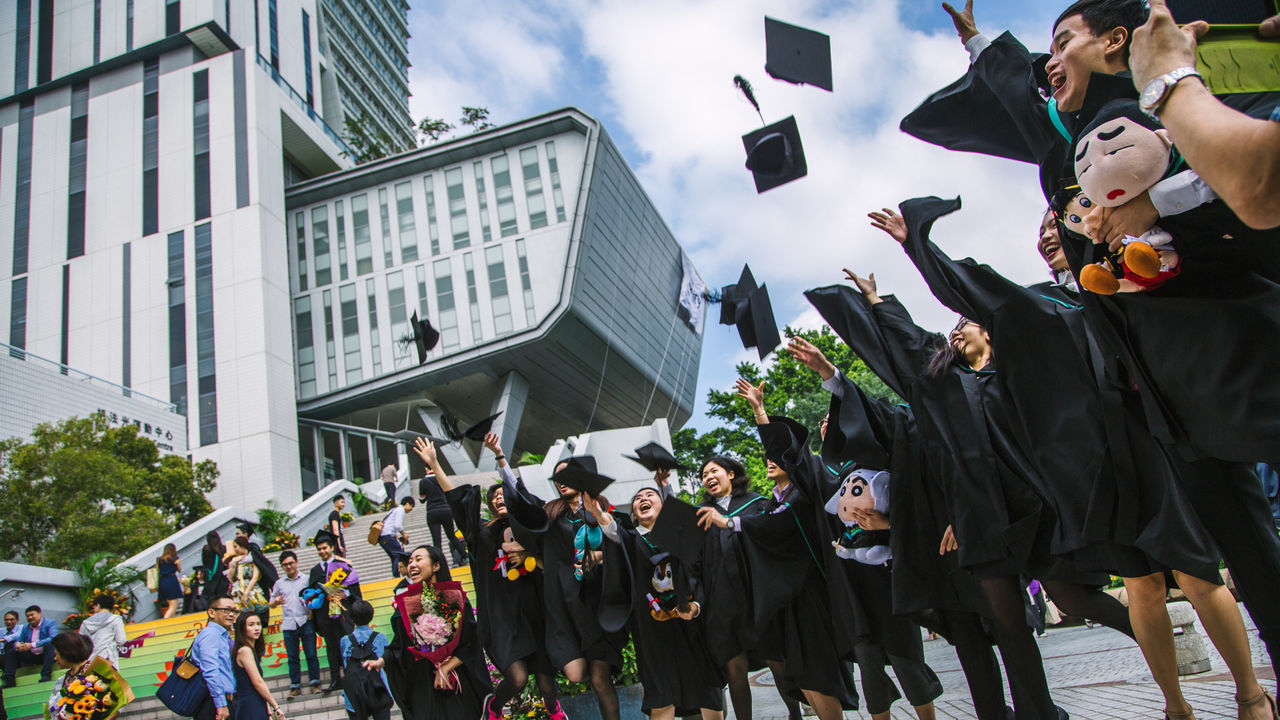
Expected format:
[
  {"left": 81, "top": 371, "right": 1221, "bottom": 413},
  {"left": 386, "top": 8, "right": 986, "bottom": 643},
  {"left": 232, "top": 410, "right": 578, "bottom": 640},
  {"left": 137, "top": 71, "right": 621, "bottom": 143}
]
[
  {"left": 804, "top": 286, "right": 940, "bottom": 397},
  {"left": 500, "top": 472, "right": 549, "bottom": 554},
  {"left": 444, "top": 485, "right": 482, "bottom": 552}
]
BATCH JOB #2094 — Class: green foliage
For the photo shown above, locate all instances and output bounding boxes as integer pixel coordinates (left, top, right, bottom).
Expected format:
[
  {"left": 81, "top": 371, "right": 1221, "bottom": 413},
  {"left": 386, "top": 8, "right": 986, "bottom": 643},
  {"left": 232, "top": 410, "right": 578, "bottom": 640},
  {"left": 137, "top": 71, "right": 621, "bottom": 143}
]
[
  {"left": 255, "top": 499, "right": 293, "bottom": 541},
  {"left": 516, "top": 451, "right": 545, "bottom": 466},
  {"left": 672, "top": 326, "right": 898, "bottom": 496},
  {"left": 342, "top": 110, "right": 401, "bottom": 164},
  {"left": 0, "top": 415, "right": 217, "bottom": 569},
  {"left": 70, "top": 551, "right": 146, "bottom": 621},
  {"left": 350, "top": 491, "right": 377, "bottom": 516},
  {"left": 417, "top": 116, "right": 453, "bottom": 143},
  {"left": 458, "top": 106, "right": 494, "bottom": 132}
]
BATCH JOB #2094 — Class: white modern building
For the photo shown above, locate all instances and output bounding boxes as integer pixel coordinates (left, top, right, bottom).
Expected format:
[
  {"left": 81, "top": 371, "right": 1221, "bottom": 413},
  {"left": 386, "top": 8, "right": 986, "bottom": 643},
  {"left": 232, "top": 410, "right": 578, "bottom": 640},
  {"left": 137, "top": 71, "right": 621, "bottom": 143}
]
[
  {"left": 0, "top": 0, "right": 377, "bottom": 510},
  {"left": 285, "top": 108, "right": 707, "bottom": 493},
  {"left": 318, "top": 0, "right": 415, "bottom": 152}
]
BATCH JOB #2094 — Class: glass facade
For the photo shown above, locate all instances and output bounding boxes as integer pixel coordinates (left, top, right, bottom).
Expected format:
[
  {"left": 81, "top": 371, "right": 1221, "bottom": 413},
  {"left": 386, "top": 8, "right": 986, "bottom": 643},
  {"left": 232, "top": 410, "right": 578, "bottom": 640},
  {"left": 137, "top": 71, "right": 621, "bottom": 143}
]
[
  {"left": 395, "top": 182, "right": 417, "bottom": 263},
  {"left": 312, "top": 206, "right": 331, "bottom": 286},
  {"left": 142, "top": 60, "right": 159, "bottom": 236},
  {"left": 491, "top": 155, "right": 518, "bottom": 237},
  {"left": 546, "top": 141, "right": 567, "bottom": 223},
  {"left": 387, "top": 271, "right": 410, "bottom": 369},
  {"left": 340, "top": 284, "right": 361, "bottom": 383},
  {"left": 366, "top": 278, "right": 382, "bottom": 375},
  {"left": 295, "top": 212, "right": 308, "bottom": 291},
  {"left": 516, "top": 238, "right": 535, "bottom": 322},
  {"left": 167, "top": 231, "right": 186, "bottom": 414},
  {"left": 463, "top": 253, "right": 481, "bottom": 341},
  {"left": 423, "top": 176, "right": 441, "bottom": 255},
  {"left": 323, "top": 289, "right": 337, "bottom": 387},
  {"left": 434, "top": 259, "right": 459, "bottom": 350},
  {"left": 195, "top": 223, "right": 217, "bottom": 446},
  {"left": 67, "top": 83, "right": 89, "bottom": 259},
  {"left": 335, "top": 200, "right": 349, "bottom": 281},
  {"left": 378, "top": 188, "right": 393, "bottom": 267},
  {"left": 193, "top": 70, "right": 212, "bottom": 221},
  {"left": 295, "top": 297, "right": 316, "bottom": 397},
  {"left": 486, "top": 245, "right": 513, "bottom": 335},
  {"left": 521, "top": 147, "right": 547, "bottom": 229},
  {"left": 14, "top": 101, "right": 33, "bottom": 275},
  {"left": 473, "top": 161, "right": 492, "bottom": 243},
  {"left": 352, "top": 194, "right": 372, "bottom": 275},
  {"left": 445, "top": 168, "right": 469, "bottom": 249},
  {"left": 302, "top": 9, "right": 314, "bottom": 107}
]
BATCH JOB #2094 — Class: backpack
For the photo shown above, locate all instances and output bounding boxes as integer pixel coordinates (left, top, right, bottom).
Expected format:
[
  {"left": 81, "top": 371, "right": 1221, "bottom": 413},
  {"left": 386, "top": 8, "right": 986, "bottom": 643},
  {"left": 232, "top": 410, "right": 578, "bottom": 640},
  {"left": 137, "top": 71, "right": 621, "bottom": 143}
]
[{"left": 342, "top": 632, "right": 393, "bottom": 715}]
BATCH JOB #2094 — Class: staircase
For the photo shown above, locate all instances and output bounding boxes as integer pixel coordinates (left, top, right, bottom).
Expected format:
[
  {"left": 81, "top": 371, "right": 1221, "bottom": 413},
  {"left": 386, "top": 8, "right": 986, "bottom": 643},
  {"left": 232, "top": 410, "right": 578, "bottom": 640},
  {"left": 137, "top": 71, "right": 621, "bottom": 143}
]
[{"left": 5, "top": 507, "right": 476, "bottom": 720}]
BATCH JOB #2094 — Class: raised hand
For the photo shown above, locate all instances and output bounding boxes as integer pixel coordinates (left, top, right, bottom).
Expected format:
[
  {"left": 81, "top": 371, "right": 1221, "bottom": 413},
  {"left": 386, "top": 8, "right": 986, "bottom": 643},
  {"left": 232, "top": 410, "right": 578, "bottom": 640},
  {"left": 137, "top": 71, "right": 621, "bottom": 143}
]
[
  {"left": 787, "top": 336, "right": 836, "bottom": 380},
  {"left": 735, "top": 378, "right": 766, "bottom": 413},
  {"left": 412, "top": 436, "right": 437, "bottom": 466},
  {"left": 868, "top": 208, "right": 908, "bottom": 245},
  {"left": 654, "top": 468, "right": 670, "bottom": 487},
  {"left": 843, "top": 269, "right": 884, "bottom": 305},
  {"left": 482, "top": 432, "right": 502, "bottom": 455},
  {"left": 942, "top": 0, "right": 979, "bottom": 44}
]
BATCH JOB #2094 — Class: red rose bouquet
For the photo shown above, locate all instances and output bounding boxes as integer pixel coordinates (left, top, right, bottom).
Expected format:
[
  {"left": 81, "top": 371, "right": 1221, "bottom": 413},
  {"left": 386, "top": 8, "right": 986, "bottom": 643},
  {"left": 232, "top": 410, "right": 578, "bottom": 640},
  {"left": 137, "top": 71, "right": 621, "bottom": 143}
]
[{"left": 393, "top": 580, "right": 467, "bottom": 690}]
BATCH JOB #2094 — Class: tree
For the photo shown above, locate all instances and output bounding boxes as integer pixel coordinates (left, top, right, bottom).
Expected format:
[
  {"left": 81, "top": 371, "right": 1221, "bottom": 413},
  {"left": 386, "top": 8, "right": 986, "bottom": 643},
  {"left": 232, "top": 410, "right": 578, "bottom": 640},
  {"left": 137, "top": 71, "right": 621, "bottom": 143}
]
[
  {"left": 344, "top": 106, "right": 498, "bottom": 165},
  {"left": 0, "top": 415, "right": 218, "bottom": 569},
  {"left": 671, "top": 326, "right": 898, "bottom": 496}
]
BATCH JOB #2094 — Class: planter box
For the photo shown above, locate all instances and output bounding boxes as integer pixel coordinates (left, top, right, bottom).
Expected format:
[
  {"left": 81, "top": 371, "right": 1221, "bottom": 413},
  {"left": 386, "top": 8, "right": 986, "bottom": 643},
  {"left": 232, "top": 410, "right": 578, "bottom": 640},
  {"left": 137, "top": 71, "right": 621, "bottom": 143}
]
[{"left": 559, "top": 685, "right": 645, "bottom": 720}]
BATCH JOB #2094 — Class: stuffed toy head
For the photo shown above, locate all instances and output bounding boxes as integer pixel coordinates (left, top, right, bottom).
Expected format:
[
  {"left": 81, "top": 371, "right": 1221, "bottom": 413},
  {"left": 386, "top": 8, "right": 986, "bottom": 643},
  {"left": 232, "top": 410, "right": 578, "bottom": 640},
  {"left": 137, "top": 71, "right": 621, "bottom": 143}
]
[
  {"left": 824, "top": 469, "right": 892, "bottom": 566},
  {"left": 1074, "top": 100, "right": 1174, "bottom": 209}
]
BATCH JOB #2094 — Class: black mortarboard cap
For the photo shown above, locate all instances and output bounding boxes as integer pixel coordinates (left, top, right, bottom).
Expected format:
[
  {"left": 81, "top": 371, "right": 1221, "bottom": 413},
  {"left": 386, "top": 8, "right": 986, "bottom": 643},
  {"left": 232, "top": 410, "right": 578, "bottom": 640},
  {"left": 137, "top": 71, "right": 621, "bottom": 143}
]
[
  {"left": 558, "top": 455, "right": 599, "bottom": 475},
  {"left": 236, "top": 522, "right": 256, "bottom": 537},
  {"left": 719, "top": 265, "right": 759, "bottom": 326},
  {"left": 1165, "top": 0, "right": 1278, "bottom": 23},
  {"left": 462, "top": 412, "right": 502, "bottom": 442},
  {"left": 646, "top": 497, "right": 706, "bottom": 569},
  {"left": 764, "top": 17, "right": 833, "bottom": 92},
  {"left": 410, "top": 312, "right": 441, "bottom": 365},
  {"left": 551, "top": 457, "right": 615, "bottom": 497},
  {"left": 742, "top": 116, "right": 808, "bottom": 193},
  {"left": 745, "top": 285, "right": 781, "bottom": 359},
  {"left": 624, "top": 442, "right": 688, "bottom": 472},
  {"left": 313, "top": 528, "right": 338, "bottom": 547}
]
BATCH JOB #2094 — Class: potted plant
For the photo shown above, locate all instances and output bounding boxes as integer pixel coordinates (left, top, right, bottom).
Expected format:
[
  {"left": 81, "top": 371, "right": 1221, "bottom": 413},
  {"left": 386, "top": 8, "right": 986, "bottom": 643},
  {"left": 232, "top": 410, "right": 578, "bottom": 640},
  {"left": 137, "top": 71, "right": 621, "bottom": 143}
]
[{"left": 67, "top": 553, "right": 144, "bottom": 628}]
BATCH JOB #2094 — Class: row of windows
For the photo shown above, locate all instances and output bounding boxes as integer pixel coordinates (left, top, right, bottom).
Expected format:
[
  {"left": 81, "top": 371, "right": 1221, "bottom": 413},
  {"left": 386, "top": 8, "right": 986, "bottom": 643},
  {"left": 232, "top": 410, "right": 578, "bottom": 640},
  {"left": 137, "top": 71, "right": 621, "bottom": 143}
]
[
  {"left": 292, "top": 141, "right": 568, "bottom": 292},
  {"left": 293, "top": 239, "right": 537, "bottom": 397}
]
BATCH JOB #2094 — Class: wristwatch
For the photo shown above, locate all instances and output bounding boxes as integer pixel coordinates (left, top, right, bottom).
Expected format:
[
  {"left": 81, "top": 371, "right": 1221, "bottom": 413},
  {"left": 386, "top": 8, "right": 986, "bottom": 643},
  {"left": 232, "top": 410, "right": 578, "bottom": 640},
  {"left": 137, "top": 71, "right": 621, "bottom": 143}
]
[{"left": 1139, "top": 66, "right": 1202, "bottom": 120}]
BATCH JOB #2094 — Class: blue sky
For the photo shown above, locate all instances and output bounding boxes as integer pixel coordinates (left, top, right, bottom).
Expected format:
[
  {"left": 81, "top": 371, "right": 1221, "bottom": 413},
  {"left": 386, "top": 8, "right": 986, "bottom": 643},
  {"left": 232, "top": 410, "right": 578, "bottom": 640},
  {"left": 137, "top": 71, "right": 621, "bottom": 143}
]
[{"left": 405, "top": 0, "right": 1066, "bottom": 432}]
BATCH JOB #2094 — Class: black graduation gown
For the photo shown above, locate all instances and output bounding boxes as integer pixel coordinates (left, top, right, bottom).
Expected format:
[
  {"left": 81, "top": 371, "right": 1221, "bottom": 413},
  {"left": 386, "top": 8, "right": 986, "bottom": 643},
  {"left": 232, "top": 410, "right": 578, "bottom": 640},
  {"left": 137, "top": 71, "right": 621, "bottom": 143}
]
[
  {"left": 898, "top": 195, "right": 1221, "bottom": 583},
  {"left": 734, "top": 483, "right": 860, "bottom": 709},
  {"left": 383, "top": 577, "right": 491, "bottom": 720},
  {"left": 900, "top": 31, "right": 1280, "bottom": 200},
  {"left": 599, "top": 523, "right": 724, "bottom": 715},
  {"left": 806, "top": 284, "right": 1103, "bottom": 583},
  {"left": 757, "top": 419, "right": 926, "bottom": 663},
  {"left": 699, "top": 490, "right": 767, "bottom": 668},
  {"left": 499, "top": 478, "right": 629, "bottom": 670},
  {"left": 444, "top": 484, "right": 552, "bottom": 674},
  {"left": 1056, "top": 202, "right": 1280, "bottom": 466}
]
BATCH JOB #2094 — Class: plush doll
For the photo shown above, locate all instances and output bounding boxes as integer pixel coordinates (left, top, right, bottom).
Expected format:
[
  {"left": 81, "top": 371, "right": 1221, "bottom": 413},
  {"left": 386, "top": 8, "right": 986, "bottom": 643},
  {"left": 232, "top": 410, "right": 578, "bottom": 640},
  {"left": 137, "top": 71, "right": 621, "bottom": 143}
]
[
  {"left": 645, "top": 554, "right": 691, "bottom": 621},
  {"left": 824, "top": 468, "right": 892, "bottom": 566},
  {"left": 495, "top": 526, "right": 540, "bottom": 581},
  {"left": 1072, "top": 99, "right": 1182, "bottom": 295}
]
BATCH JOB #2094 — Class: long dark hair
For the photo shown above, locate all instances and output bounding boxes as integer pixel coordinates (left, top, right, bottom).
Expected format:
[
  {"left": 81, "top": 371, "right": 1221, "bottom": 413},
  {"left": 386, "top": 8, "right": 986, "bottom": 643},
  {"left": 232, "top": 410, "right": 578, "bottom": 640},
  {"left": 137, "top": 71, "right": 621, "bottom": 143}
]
[
  {"left": 233, "top": 611, "right": 265, "bottom": 659},
  {"left": 160, "top": 543, "right": 178, "bottom": 563},
  {"left": 205, "top": 531, "right": 225, "bottom": 556},
  {"left": 698, "top": 456, "right": 749, "bottom": 502},
  {"left": 412, "top": 545, "right": 453, "bottom": 582},
  {"left": 928, "top": 317, "right": 983, "bottom": 378}
]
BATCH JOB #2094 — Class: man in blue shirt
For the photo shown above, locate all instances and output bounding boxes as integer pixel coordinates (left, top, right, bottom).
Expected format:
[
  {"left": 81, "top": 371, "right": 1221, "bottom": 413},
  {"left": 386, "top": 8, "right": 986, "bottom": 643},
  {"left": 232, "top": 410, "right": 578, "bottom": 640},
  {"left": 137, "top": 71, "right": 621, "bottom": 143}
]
[
  {"left": 2, "top": 605, "right": 57, "bottom": 686},
  {"left": 190, "top": 596, "right": 237, "bottom": 720},
  {"left": 269, "top": 550, "right": 322, "bottom": 697}
]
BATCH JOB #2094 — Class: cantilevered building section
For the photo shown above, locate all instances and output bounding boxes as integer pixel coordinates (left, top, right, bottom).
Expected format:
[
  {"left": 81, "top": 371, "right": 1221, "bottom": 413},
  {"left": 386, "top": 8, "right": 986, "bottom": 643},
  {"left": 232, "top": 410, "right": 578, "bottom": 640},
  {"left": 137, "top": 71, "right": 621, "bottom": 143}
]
[
  {"left": 285, "top": 108, "right": 707, "bottom": 492},
  {"left": 318, "top": 0, "right": 416, "bottom": 153}
]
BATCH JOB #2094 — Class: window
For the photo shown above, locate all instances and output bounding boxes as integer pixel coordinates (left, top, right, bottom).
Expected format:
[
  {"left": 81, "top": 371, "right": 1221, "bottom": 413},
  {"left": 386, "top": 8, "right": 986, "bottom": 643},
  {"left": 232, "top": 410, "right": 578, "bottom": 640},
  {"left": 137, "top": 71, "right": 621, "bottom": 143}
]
[
  {"left": 120, "top": 247, "right": 130, "bottom": 385},
  {"left": 352, "top": 194, "right": 372, "bottom": 275},
  {"left": 14, "top": 101, "right": 33, "bottom": 276},
  {"left": 268, "top": 0, "right": 279, "bottom": 70},
  {"left": 386, "top": 271, "right": 410, "bottom": 368},
  {"left": 295, "top": 212, "right": 308, "bottom": 291},
  {"left": 167, "top": 231, "right": 187, "bottom": 414},
  {"left": 378, "top": 188, "right": 393, "bottom": 267},
  {"left": 520, "top": 147, "right": 547, "bottom": 229},
  {"left": 194, "top": 223, "right": 217, "bottom": 446},
  {"left": 142, "top": 60, "right": 159, "bottom": 236},
  {"left": 340, "top": 284, "right": 362, "bottom": 384},
  {"left": 193, "top": 70, "right": 211, "bottom": 221},
  {"left": 322, "top": 289, "right": 337, "bottom": 387},
  {"left": 126, "top": 0, "right": 133, "bottom": 50},
  {"left": 68, "top": 84, "right": 88, "bottom": 258},
  {"left": 473, "top": 161, "right": 492, "bottom": 242},
  {"left": 486, "top": 245, "right": 513, "bottom": 335},
  {"left": 62, "top": 264, "right": 72, "bottom": 369},
  {"left": 516, "top": 238, "right": 535, "bottom": 322},
  {"left": 445, "top": 168, "right": 469, "bottom": 249},
  {"left": 9, "top": 278, "right": 27, "bottom": 358},
  {"left": 416, "top": 265, "right": 429, "bottom": 317},
  {"left": 36, "top": 0, "right": 53, "bottom": 85},
  {"left": 463, "top": 253, "right": 481, "bottom": 342},
  {"left": 491, "top": 155, "right": 518, "bottom": 237},
  {"left": 295, "top": 297, "right": 316, "bottom": 397},
  {"left": 433, "top": 260, "right": 459, "bottom": 350},
  {"left": 15, "top": 0, "right": 30, "bottom": 93},
  {"left": 335, "top": 200, "right": 349, "bottom": 281},
  {"left": 301, "top": 10, "right": 314, "bottom": 107},
  {"left": 93, "top": 0, "right": 101, "bottom": 63},
  {"left": 395, "top": 182, "right": 417, "bottom": 262},
  {"left": 366, "top": 278, "right": 382, "bottom": 375},
  {"left": 166, "top": 0, "right": 180, "bottom": 36},
  {"left": 312, "top": 206, "right": 331, "bottom": 286},
  {"left": 423, "top": 176, "right": 441, "bottom": 255},
  {"left": 546, "top": 140, "right": 567, "bottom": 223}
]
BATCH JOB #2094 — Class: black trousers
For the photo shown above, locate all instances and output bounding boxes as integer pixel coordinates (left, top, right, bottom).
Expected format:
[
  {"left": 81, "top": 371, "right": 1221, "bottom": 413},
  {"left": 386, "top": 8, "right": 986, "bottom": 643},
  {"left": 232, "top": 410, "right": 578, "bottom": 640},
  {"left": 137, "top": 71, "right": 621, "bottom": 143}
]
[
  {"left": 937, "top": 609, "right": 1008, "bottom": 720},
  {"left": 427, "top": 510, "right": 467, "bottom": 567},
  {"left": 853, "top": 643, "right": 942, "bottom": 715},
  {"left": 3, "top": 646, "right": 53, "bottom": 682},
  {"left": 1175, "top": 457, "right": 1280, "bottom": 691},
  {"left": 315, "top": 614, "right": 351, "bottom": 682}
]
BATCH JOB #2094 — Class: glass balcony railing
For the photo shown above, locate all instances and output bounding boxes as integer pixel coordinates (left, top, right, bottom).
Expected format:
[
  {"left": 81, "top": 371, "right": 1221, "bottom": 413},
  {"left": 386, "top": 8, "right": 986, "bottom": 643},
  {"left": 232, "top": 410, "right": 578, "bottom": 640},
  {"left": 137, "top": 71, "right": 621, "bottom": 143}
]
[{"left": 254, "top": 53, "right": 354, "bottom": 158}]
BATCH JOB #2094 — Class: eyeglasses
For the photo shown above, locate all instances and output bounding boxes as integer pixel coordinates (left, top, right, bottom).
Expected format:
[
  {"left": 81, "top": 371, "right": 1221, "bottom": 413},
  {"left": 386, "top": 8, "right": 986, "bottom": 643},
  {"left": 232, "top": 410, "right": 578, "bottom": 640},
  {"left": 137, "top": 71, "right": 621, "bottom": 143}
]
[{"left": 211, "top": 607, "right": 237, "bottom": 613}]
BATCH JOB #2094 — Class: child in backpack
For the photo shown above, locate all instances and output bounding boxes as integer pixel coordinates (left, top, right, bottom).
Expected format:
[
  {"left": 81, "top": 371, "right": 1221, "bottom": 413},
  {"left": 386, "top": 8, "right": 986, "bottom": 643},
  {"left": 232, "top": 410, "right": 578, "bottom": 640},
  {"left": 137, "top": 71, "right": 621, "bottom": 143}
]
[{"left": 340, "top": 600, "right": 393, "bottom": 720}]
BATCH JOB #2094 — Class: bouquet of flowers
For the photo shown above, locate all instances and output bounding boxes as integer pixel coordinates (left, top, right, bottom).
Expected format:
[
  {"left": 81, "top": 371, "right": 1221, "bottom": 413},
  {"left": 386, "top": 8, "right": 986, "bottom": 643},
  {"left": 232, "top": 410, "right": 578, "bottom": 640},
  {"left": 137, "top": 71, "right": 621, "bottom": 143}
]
[
  {"left": 393, "top": 581, "right": 467, "bottom": 689},
  {"left": 45, "top": 657, "right": 134, "bottom": 720}
]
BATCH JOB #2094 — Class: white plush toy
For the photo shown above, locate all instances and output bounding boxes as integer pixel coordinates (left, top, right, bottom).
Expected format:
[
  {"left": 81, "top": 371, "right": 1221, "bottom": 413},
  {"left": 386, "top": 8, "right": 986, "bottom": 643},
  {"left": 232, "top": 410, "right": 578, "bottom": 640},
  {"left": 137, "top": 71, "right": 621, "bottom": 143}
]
[{"left": 824, "top": 468, "right": 892, "bottom": 566}]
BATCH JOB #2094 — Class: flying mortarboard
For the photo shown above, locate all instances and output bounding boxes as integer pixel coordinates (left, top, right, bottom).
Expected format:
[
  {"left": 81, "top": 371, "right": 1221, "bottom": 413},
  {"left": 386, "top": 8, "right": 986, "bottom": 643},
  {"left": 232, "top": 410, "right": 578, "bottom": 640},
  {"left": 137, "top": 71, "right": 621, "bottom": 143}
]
[
  {"left": 764, "top": 17, "right": 833, "bottom": 91},
  {"left": 439, "top": 411, "right": 503, "bottom": 443},
  {"left": 410, "top": 312, "right": 441, "bottom": 365},
  {"left": 742, "top": 115, "right": 808, "bottom": 193},
  {"left": 717, "top": 265, "right": 781, "bottom": 359},
  {"left": 718, "top": 265, "right": 759, "bottom": 326},
  {"left": 624, "top": 442, "right": 688, "bottom": 472},
  {"left": 646, "top": 496, "right": 706, "bottom": 569},
  {"left": 551, "top": 456, "right": 615, "bottom": 497},
  {"left": 236, "top": 522, "right": 256, "bottom": 537}
]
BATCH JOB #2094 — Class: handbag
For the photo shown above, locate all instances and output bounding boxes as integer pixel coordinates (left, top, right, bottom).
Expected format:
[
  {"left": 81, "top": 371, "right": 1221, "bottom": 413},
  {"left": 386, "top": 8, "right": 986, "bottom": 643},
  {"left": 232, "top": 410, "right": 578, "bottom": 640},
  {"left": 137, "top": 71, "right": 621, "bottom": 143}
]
[
  {"left": 366, "top": 520, "right": 384, "bottom": 545},
  {"left": 146, "top": 565, "right": 159, "bottom": 592},
  {"left": 156, "top": 644, "right": 209, "bottom": 717}
]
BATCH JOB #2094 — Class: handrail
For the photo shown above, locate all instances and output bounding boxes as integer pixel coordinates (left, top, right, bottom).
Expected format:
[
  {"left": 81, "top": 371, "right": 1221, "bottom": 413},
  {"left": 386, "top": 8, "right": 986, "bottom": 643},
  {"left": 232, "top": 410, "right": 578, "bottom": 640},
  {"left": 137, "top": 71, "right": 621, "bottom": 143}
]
[
  {"left": 0, "top": 339, "right": 178, "bottom": 413},
  {"left": 253, "top": 52, "right": 354, "bottom": 157}
]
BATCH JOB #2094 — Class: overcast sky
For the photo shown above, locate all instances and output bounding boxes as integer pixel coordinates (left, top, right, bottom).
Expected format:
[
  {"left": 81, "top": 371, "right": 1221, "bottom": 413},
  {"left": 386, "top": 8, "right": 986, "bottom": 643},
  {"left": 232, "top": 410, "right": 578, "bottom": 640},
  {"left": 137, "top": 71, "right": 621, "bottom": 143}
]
[{"left": 405, "top": 0, "right": 1065, "bottom": 431}]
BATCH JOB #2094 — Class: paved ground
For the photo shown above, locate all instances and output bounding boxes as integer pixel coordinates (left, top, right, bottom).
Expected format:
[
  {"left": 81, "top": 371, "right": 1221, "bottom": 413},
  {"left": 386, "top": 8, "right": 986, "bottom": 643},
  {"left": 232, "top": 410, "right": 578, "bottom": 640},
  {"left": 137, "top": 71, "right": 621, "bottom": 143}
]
[{"left": 743, "top": 603, "right": 1274, "bottom": 719}]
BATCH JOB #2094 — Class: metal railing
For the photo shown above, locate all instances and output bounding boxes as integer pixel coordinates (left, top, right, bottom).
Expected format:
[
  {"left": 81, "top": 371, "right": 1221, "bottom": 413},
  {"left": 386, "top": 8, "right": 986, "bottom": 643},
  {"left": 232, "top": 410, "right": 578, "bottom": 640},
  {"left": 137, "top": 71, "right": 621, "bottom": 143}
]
[
  {"left": 0, "top": 339, "right": 178, "bottom": 413},
  {"left": 254, "top": 52, "right": 354, "bottom": 157}
]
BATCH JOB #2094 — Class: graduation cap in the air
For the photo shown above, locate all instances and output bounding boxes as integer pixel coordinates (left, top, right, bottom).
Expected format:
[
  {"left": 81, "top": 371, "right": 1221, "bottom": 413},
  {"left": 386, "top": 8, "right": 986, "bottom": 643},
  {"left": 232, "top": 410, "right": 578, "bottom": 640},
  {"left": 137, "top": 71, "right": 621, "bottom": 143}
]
[
  {"left": 624, "top": 442, "right": 688, "bottom": 472},
  {"left": 440, "top": 412, "right": 503, "bottom": 443},
  {"left": 551, "top": 456, "right": 615, "bottom": 497},
  {"left": 742, "top": 115, "right": 808, "bottom": 194},
  {"left": 236, "top": 522, "right": 256, "bottom": 538},
  {"left": 410, "top": 312, "right": 440, "bottom": 365},
  {"left": 645, "top": 496, "right": 706, "bottom": 569},
  {"left": 719, "top": 265, "right": 758, "bottom": 326},
  {"left": 764, "top": 17, "right": 833, "bottom": 92},
  {"left": 717, "top": 265, "right": 781, "bottom": 359}
]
